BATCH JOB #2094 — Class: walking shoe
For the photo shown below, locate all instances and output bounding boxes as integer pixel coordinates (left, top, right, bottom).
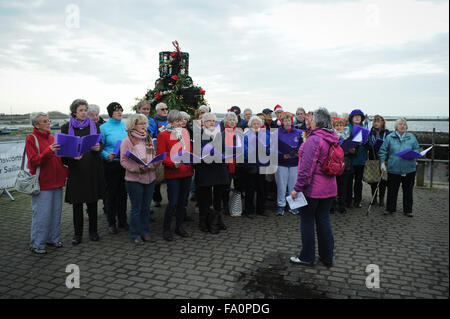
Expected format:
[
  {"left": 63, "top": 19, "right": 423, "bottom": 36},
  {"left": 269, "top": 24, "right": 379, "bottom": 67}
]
[
  {"left": 89, "top": 233, "right": 100, "bottom": 241},
  {"left": 289, "top": 208, "right": 300, "bottom": 215},
  {"left": 133, "top": 237, "right": 144, "bottom": 246},
  {"left": 154, "top": 201, "right": 161, "bottom": 208},
  {"left": 276, "top": 207, "right": 285, "bottom": 216},
  {"left": 175, "top": 227, "right": 190, "bottom": 238},
  {"left": 257, "top": 211, "right": 269, "bottom": 217},
  {"left": 245, "top": 213, "right": 255, "bottom": 219},
  {"left": 108, "top": 226, "right": 118, "bottom": 234},
  {"left": 142, "top": 235, "right": 152, "bottom": 242},
  {"left": 30, "top": 247, "right": 47, "bottom": 254},
  {"left": 383, "top": 211, "right": 391, "bottom": 216},
  {"left": 163, "top": 231, "right": 173, "bottom": 241},
  {"left": 118, "top": 223, "right": 130, "bottom": 231},
  {"left": 318, "top": 257, "right": 333, "bottom": 268},
  {"left": 354, "top": 202, "right": 362, "bottom": 208},
  {"left": 339, "top": 208, "right": 347, "bottom": 214},
  {"left": 289, "top": 256, "right": 313, "bottom": 266},
  {"left": 46, "top": 241, "right": 63, "bottom": 248},
  {"left": 184, "top": 214, "right": 194, "bottom": 222},
  {"left": 72, "top": 236, "right": 82, "bottom": 246},
  {"left": 404, "top": 212, "right": 413, "bottom": 217}
]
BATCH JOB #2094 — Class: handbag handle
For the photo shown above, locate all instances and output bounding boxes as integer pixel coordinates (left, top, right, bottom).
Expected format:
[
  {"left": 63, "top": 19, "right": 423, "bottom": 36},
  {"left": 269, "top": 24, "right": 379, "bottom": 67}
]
[{"left": 22, "top": 134, "right": 41, "bottom": 178}]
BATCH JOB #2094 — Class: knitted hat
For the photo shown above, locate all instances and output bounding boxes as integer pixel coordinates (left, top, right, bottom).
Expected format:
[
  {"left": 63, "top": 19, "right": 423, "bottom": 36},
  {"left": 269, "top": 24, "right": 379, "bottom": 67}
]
[
  {"left": 230, "top": 106, "right": 241, "bottom": 115},
  {"left": 333, "top": 117, "right": 346, "bottom": 127},
  {"left": 349, "top": 109, "right": 365, "bottom": 122},
  {"left": 274, "top": 104, "right": 284, "bottom": 113},
  {"left": 107, "top": 102, "right": 123, "bottom": 117}
]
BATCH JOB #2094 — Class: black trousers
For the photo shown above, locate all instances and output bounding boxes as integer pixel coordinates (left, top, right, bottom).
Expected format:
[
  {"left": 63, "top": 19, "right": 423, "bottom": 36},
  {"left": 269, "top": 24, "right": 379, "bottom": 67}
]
[
  {"left": 351, "top": 165, "right": 365, "bottom": 204},
  {"left": 153, "top": 183, "right": 162, "bottom": 203},
  {"left": 370, "top": 180, "right": 387, "bottom": 203},
  {"left": 104, "top": 160, "right": 128, "bottom": 227},
  {"left": 199, "top": 185, "right": 226, "bottom": 218},
  {"left": 73, "top": 202, "right": 97, "bottom": 236},
  {"left": 386, "top": 172, "right": 415, "bottom": 214},
  {"left": 243, "top": 171, "right": 266, "bottom": 215},
  {"left": 336, "top": 172, "right": 352, "bottom": 210}
]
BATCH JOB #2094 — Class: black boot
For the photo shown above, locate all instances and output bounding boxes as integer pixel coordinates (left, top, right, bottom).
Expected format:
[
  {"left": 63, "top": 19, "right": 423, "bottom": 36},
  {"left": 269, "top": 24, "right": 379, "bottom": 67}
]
[
  {"left": 217, "top": 210, "right": 227, "bottom": 230},
  {"left": 199, "top": 212, "right": 209, "bottom": 233},
  {"left": 208, "top": 209, "right": 220, "bottom": 234}
]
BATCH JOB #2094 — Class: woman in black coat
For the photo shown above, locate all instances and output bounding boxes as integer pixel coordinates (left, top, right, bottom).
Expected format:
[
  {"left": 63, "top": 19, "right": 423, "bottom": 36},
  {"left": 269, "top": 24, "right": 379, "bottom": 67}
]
[
  {"left": 367, "top": 115, "right": 390, "bottom": 206},
  {"left": 194, "top": 113, "right": 230, "bottom": 234},
  {"left": 61, "top": 99, "right": 105, "bottom": 245}
]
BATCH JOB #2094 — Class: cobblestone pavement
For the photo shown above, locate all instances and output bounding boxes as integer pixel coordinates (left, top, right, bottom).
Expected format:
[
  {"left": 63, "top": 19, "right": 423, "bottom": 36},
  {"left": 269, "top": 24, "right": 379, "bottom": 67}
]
[{"left": 0, "top": 184, "right": 448, "bottom": 299}]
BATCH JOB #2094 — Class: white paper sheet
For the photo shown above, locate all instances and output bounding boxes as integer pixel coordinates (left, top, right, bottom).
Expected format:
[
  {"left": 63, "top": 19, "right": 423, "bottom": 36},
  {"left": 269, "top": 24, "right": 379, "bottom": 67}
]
[
  {"left": 286, "top": 192, "right": 308, "bottom": 209},
  {"left": 352, "top": 131, "right": 363, "bottom": 143},
  {"left": 420, "top": 146, "right": 433, "bottom": 156}
]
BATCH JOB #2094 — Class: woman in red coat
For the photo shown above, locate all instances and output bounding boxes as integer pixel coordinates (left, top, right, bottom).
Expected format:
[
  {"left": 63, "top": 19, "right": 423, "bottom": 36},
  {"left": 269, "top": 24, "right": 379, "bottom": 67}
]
[
  {"left": 27, "top": 112, "right": 68, "bottom": 254},
  {"left": 156, "top": 110, "right": 193, "bottom": 241}
]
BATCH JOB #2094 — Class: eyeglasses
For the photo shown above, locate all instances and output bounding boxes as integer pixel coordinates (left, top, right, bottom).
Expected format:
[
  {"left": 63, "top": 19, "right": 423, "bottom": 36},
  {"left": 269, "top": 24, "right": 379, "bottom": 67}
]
[
  {"left": 160, "top": 108, "right": 168, "bottom": 111},
  {"left": 40, "top": 120, "right": 51, "bottom": 124},
  {"left": 204, "top": 120, "right": 215, "bottom": 123}
]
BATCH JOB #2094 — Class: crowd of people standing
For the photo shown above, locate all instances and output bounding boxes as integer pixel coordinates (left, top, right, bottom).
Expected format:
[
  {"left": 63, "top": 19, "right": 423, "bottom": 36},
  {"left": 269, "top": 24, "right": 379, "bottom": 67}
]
[{"left": 26, "top": 100, "right": 421, "bottom": 268}]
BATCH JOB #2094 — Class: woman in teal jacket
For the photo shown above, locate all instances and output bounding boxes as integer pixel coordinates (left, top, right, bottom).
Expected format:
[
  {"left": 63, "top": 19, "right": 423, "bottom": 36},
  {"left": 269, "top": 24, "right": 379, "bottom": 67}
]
[{"left": 378, "top": 118, "right": 419, "bottom": 217}]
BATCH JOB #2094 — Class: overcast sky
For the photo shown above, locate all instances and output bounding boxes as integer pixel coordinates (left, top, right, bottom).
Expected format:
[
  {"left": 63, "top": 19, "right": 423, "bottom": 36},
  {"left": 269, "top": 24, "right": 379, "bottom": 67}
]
[{"left": 0, "top": 0, "right": 448, "bottom": 116}]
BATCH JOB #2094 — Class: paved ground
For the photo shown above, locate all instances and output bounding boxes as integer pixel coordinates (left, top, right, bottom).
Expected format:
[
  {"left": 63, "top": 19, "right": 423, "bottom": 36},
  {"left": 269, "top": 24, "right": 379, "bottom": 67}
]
[{"left": 0, "top": 183, "right": 448, "bottom": 299}]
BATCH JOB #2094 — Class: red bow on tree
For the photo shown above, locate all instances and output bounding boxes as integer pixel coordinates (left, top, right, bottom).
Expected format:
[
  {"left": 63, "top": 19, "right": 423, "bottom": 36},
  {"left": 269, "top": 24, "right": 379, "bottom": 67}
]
[
  {"left": 171, "top": 75, "right": 178, "bottom": 81},
  {"left": 172, "top": 40, "right": 182, "bottom": 59},
  {"left": 170, "top": 52, "right": 177, "bottom": 58},
  {"left": 155, "top": 92, "right": 162, "bottom": 99},
  {"left": 199, "top": 88, "right": 206, "bottom": 95}
]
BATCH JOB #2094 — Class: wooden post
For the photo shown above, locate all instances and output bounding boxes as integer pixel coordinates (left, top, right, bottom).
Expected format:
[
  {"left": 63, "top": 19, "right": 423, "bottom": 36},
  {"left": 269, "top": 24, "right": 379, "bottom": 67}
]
[
  {"left": 430, "top": 128, "right": 435, "bottom": 188},
  {"left": 416, "top": 162, "right": 425, "bottom": 187}
]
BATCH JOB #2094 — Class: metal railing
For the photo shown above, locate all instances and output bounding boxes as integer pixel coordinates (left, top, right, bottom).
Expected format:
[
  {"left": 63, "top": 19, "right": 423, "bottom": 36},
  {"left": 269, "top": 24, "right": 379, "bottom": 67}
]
[{"left": 416, "top": 128, "right": 449, "bottom": 188}]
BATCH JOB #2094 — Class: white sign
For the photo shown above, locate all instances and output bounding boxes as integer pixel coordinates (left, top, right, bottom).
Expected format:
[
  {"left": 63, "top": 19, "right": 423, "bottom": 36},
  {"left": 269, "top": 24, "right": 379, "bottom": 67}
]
[
  {"left": 0, "top": 141, "right": 26, "bottom": 189},
  {"left": 286, "top": 192, "right": 308, "bottom": 210}
]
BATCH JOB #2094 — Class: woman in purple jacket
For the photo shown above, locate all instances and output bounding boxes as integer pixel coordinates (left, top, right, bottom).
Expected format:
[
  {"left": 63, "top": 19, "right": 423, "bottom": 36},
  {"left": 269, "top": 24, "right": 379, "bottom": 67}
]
[
  {"left": 275, "top": 112, "right": 303, "bottom": 216},
  {"left": 290, "top": 108, "right": 338, "bottom": 267}
]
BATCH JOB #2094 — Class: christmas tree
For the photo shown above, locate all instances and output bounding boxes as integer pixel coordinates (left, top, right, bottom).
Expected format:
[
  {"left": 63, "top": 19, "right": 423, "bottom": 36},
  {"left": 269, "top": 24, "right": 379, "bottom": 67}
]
[{"left": 133, "top": 41, "right": 207, "bottom": 117}]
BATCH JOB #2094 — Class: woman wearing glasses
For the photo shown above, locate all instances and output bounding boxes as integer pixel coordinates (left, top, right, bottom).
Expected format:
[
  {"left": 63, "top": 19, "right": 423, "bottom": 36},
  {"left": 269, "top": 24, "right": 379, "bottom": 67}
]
[{"left": 156, "top": 110, "right": 193, "bottom": 241}]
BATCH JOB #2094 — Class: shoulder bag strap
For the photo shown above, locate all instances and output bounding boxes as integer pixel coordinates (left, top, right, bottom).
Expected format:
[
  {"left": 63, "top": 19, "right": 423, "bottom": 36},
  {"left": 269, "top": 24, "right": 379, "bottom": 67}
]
[{"left": 31, "top": 134, "right": 41, "bottom": 178}]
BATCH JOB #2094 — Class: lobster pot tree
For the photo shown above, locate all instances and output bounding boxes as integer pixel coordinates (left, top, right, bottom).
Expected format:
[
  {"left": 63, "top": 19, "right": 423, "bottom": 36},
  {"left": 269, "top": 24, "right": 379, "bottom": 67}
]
[{"left": 133, "top": 41, "right": 207, "bottom": 117}]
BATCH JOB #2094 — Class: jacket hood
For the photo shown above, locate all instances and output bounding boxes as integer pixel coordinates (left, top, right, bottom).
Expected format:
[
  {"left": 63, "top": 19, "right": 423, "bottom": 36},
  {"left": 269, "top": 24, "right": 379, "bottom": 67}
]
[{"left": 311, "top": 128, "right": 339, "bottom": 144}]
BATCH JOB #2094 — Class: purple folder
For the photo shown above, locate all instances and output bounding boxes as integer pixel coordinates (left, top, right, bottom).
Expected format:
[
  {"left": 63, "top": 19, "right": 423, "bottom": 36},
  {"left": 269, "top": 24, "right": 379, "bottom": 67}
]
[
  {"left": 395, "top": 149, "right": 422, "bottom": 160},
  {"left": 113, "top": 140, "right": 122, "bottom": 158},
  {"left": 125, "top": 151, "right": 167, "bottom": 166},
  {"left": 353, "top": 126, "right": 370, "bottom": 144},
  {"left": 278, "top": 139, "right": 298, "bottom": 156},
  {"left": 55, "top": 133, "right": 102, "bottom": 157},
  {"left": 340, "top": 138, "right": 360, "bottom": 153}
]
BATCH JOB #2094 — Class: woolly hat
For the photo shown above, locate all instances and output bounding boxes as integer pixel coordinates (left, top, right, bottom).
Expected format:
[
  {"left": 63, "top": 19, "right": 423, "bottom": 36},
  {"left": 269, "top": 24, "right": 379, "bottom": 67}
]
[
  {"left": 274, "top": 104, "right": 284, "bottom": 113},
  {"left": 107, "top": 102, "right": 123, "bottom": 117},
  {"left": 230, "top": 106, "right": 241, "bottom": 115},
  {"left": 349, "top": 109, "right": 365, "bottom": 122},
  {"left": 333, "top": 117, "right": 346, "bottom": 127}
]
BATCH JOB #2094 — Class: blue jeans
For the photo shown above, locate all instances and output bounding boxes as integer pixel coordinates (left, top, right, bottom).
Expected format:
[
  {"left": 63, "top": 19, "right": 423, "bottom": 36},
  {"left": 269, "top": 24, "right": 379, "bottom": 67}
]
[
  {"left": 298, "top": 197, "right": 334, "bottom": 264},
  {"left": 125, "top": 181, "right": 155, "bottom": 239},
  {"left": 164, "top": 177, "right": 192, "bottom": 231}
]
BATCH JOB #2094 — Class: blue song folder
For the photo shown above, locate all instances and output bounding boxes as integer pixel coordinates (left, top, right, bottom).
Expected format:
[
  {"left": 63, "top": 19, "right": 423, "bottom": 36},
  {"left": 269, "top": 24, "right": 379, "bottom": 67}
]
[
  {"left": 396, "top": 146, "right": 432, "bottom": 160},
  {"left": 55, "top": 133, "right": 102, "bottom": 157}
]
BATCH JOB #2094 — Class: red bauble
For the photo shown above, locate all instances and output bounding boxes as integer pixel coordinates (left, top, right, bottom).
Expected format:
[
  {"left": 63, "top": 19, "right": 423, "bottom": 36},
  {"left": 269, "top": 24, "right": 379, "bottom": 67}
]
[
  {"left": 155, "top": 92, "right": 162, "bottom": 99},
  {"left": 170, "top": 52, "right": 177, "bottom": 58},
  {"left": 171, "top": 75, "right": 178, "bottom": 81},
  {"left": 199, "top": 88, "right": 206, "bottom": 95}
]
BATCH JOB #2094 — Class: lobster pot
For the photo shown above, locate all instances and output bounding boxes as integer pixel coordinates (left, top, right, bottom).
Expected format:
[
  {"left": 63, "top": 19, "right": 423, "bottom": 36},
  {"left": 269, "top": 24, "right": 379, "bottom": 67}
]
[{"left": 159, "top": 51, "right": 189, "bottom": 77}]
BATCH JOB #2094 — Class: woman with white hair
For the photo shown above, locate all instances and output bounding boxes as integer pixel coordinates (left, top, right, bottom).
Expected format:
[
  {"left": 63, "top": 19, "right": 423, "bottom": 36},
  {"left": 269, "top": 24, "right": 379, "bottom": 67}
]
[
  {"left": 378, "top": 118, "right": 419, "bottom": 217},
  {"left": 120, "top": 114, "right": 161, "bottom": 245},
  {"left": 241, "top": 116, "right": 270, "bottom": 218},
  {"left": 156, "top": 110, "right": 193, "bottom": 241},
  {"left": 87, "top": 104, "right": 105, "bottom": 124},
  {"left": 194, "top": 113, "right": 230, "bottom": 233},
  {"left": 222, "top": 112, "right": 244, "bottom": 216},
  {"left": 290, "top": 107, "right": 338, "bottom": 267},
  {"left": 27, "top": 112, "right": 68, "bottom": 254}
]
